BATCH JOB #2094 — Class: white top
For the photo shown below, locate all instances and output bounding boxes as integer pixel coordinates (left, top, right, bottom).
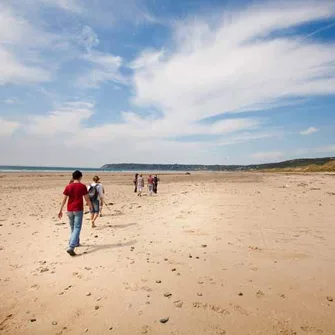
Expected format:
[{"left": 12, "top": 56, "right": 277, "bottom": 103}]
[{"left": 88, "top": 182, "right": 104, "bottom": 199}]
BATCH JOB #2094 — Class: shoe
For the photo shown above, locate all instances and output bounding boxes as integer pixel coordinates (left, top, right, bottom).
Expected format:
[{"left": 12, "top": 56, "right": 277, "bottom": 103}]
[{"left": 66, "top": 249, "right": 76, "bottom": 256}]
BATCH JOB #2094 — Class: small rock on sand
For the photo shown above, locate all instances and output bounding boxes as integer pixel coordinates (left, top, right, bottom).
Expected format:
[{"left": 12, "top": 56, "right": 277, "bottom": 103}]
[
  {"left": 52, "top": 321, "right": 58, "bottom": 326},
  {"left": 171, "top": 268, "right": 176, "bottom": 272},
  {"left": 327, "top": 296, "right": 333, "bottom": 302},
  {"left": 156, "top": 280, "right": 161, "bottom": 284},
  {"left": 238, "top": 292, "right": 243, "bottom": 296},
  {"left": 86, "top": 292, "right": 91, "bottom": 296},
  {"left": 197, "top": 292, "right": 203, "bottom": 296},
  {"left": 201, "top": 244, "right": 207, "bottom": 248},
  {"left": 30, "top": 318, "right": 37, "bottom": 322},
  {"left": 164, "top": 292, "right": 172, "bottom": 298},
  {"left": 160, "top": 317, "right": 169, "bottom": 324},
  {"left": 95, "top": 305, "right": 100, "bottom": 310}
]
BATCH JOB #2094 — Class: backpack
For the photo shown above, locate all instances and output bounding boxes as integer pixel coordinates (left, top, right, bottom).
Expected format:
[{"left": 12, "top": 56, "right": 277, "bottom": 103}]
[{"left": 88, "top": 184, "right": 99, "bottom": 201}]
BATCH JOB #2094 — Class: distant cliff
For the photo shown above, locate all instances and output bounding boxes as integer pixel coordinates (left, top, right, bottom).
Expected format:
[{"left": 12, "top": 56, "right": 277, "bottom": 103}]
[{"left": 101, "top": 157, "right": 335, "bottom": 172}]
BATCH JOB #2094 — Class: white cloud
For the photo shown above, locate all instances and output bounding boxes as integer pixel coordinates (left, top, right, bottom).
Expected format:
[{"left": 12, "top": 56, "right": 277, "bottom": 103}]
[
  {"left": 76, "top": 25, "right": 99, "bottom": 50},
  {"left": 250, "top": 151, "right": 284, "bottom": 162},
  {"left": 35, "top": 0, "right": 81, "bottom": 12},
  {"left": 0, "top": 118, "right": 20, "bottom": 136},
  {"left": 77, "top": 51, "right": 126, "bottom": 88},
  {"left": 300, "top": 127, "right": 319, "bottom": 135},
  {"left": 132, "top": 0, "right": 335, "bottom": 125},
  {"left": 3, "top": 97, "right": 20, "bottom": 105},
  {"left": 25, "top": 101, "right": 93, "bottom": 136},
  {"left": 315, "top": 145, "right": 335, "bottom": 154}
]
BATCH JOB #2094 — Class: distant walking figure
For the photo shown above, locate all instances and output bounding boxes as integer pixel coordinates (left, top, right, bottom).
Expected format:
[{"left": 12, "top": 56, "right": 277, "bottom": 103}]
[
  {"left": 148, "top": 174, "right": 154, "bottom": 196},
  {"left": 153, "top": 175, "right": 159, "bottom": 194},
  {"left": 137, "top": 174, "right": 144, "bottom": 196},
  {"left": 133, "top": 173, "right": 138, "bottom": 193}
]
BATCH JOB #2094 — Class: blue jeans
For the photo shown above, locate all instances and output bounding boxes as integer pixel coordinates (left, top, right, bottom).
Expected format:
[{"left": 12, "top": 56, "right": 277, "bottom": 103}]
[{"left": 67, "top": 211, "right": 83, "bottom": 250}]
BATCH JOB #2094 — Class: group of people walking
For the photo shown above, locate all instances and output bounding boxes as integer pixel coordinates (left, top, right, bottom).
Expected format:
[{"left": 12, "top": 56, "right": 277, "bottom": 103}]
[
  {"left": 133, "top": 174, "right": 159, "bottom": 196},
  {"left": 59, "top": 170, "right": 161, "bottom": 256}
]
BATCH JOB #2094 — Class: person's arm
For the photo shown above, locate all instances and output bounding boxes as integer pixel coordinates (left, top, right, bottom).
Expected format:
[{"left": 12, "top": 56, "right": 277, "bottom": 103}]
[
  {"left": 58, "top": 195, "right": 68, "bottom": 219},
  {"left": 84, "top": 194, "right": 93, "bottom": 212}
]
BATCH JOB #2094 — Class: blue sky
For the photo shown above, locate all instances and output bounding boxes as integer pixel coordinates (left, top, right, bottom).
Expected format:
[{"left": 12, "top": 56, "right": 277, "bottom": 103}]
[{"left": 0, "top": 0, "right": 335, "bottom": 167}]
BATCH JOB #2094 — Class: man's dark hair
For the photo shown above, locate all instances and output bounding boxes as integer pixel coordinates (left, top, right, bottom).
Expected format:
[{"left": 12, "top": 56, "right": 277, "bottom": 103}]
[{"left": 72, "top": 170, "right": 83, "bottom": 180}]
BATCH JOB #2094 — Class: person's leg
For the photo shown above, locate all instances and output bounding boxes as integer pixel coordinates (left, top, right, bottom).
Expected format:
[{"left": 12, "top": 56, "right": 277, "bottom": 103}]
[
  {"left": 67, "top": 212, "right": 74, "bottom": 247},
  {"left": 91, "top": 200, "right": 99, "bottom": 227},
  {"left": 68, "top": 211, "right": 83, "bottom": 255}
]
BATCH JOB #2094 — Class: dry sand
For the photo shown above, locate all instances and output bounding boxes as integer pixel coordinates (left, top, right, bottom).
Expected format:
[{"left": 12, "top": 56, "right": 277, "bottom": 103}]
[{"left": 0, "top": 172, "right": 334, "bottom": 335}]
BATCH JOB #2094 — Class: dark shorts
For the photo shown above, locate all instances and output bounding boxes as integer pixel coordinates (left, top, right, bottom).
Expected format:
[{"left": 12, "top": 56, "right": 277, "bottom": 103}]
[{"left": 91, "top": 199, "right": 100, "bottom": 213}]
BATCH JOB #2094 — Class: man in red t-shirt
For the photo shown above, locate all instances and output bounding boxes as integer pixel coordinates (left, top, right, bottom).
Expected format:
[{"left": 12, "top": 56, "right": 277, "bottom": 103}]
[{"left": 58, "top": 170, "right": 93, "bottom": 256}]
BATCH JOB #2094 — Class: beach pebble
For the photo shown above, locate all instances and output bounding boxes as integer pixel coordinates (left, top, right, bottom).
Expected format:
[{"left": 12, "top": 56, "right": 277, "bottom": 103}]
[
  {"left": 171, "top": 268, "right": 176, "bottom": 272},
  {"left": 94, "top": 235, "right": 98, "bottom": 238},
  {"left": 327, "top": 296, "right": 333, "bottom": 302},
  {"left": 189, "top": 254, "right": 192, "bottom": 258},
  {"left": 238, "top": 292, "right": 243, "bottom": 296},
  {"left": 109, "top": 326, "right": 113, "bottom": 330},
  {"left": 86, "top": 292, "right": 91, "bottom": 296},
  {"left": 30, "top": 318, "right": 37, "bottom": 322},
  {"left": 160, "top": 317, "right": 169, "bottom": 324},
  {"left": 155, "top": 280, "right": 161, "bottom": 284},
  {"left": 201, "top": 244, "right": 207, "bottom": 248},
  {"left": 256, "top": 290, "right": 264, "bottom": 297},
  {"left": 52, "top": 321, "right": 58, "bottom": 326},
  {"left": 174, "top": 300, "right": 183, "bottom": 308},
  {"left": 84, "top": 328, "right": 89, "bottom": 333},
  {"left": 196, "top": 257, "right": 200, "bottom": 259},
  {"left": 95, "top": 305, "right": 100, "bottom": 310},
  {"left": 197, "top": 292, "right": 203, "bottom": 296},
  {"left": 164, "top": 292, "right": 172, "bottom": 298}
]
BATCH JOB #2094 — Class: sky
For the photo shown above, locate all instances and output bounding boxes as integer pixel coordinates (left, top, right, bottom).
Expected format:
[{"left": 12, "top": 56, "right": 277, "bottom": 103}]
[{"left": 0, "top": 0, "right": 335, "bottom": 167}]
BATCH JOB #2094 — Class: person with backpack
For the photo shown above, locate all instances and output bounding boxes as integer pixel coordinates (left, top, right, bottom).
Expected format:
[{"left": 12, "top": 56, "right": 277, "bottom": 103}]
[
  {"left": 58, "top": 170, "right": 93, "bottom": 256},
  {"left": 88, "top": 175, "right": 104, "bottom": 228}
]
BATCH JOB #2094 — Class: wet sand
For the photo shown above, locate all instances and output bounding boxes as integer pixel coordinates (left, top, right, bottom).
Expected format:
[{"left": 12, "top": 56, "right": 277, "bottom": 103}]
[{"left": 0, "top": 172, "right": 334, "bottom": 334}]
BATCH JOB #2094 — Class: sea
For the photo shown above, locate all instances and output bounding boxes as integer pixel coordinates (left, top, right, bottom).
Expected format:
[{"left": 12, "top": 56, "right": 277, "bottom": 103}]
[
  {"left": 0, "top": 165, "right": 104, "bottom": 173},
  {"left": 0, "top": 166, "right": 187, "bottom": 173}
]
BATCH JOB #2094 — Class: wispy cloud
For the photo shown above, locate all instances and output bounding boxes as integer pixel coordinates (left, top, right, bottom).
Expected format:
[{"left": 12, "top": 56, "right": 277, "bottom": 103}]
[
  {"left": 300, "top": 127, "right": 319, "bottom": 135},
  {"left": 0, "top": 118, "right": 20, "bottom": 136},
  {"left": 25, "top": 102, "right": 93, "bottom": 136},
  {"left": 3, "top": 97, "right": 20, "bottom": 105},
  {"left": 77, "top": 51, "right": 126, "bottom": 88},
  {"left": 132, "top": 1, "right": 335, "bottom": 124},
  {"left": 250, "top": 151, "right": 284, "bottom": 162}
]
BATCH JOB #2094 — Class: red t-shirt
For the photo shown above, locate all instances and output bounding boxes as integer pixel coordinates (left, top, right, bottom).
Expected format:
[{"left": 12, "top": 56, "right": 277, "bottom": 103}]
[
  {"left": 148, "top": 176, "right": 154, "bottom": 185},
  {"left": 63, "top": 182, "right": 88, "bottom": 212}
]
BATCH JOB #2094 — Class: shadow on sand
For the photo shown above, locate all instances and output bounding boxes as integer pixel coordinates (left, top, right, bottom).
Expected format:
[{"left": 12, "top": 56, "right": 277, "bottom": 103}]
[
  {"left": 94, "top": 223, "right": 137, "bottom": 230},
  {"left": 78, "top": 239, "right": 137, "bottom": 255}
]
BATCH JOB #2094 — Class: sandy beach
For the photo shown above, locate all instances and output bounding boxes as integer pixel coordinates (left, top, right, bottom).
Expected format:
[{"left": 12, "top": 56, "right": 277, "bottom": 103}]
[{"left": 0, "top": 172, "right": 334, "bottom": 335}]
